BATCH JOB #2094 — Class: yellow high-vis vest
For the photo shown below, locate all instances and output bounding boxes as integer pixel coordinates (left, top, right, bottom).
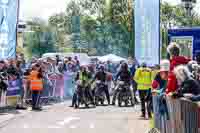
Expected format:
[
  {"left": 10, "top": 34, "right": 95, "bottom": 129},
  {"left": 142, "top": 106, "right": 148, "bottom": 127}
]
[{"left": 134, "top": 67, "right": 152, "bottom": 90}]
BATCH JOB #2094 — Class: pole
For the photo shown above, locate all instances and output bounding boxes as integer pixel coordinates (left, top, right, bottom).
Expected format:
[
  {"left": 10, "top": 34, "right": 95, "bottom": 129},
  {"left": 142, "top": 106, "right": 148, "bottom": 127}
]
[
  {"left": 159, "top": 0, "right": 161, "bottom": 62},
  {"left": 15, "top": 0, "right": 20, "bottom": 58},
  {"left": 128, "top": 0, "right": 134, "bottom": 58}
]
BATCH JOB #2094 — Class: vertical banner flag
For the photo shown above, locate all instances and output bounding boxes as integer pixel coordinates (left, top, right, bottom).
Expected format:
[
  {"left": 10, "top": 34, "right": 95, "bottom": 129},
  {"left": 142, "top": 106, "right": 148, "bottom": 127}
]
[
  {"left": 135, "top": 0, "right": 160, "bottom": 65},
  {"left": 0, "top": 0, "right": 18, "bottom": 59}
]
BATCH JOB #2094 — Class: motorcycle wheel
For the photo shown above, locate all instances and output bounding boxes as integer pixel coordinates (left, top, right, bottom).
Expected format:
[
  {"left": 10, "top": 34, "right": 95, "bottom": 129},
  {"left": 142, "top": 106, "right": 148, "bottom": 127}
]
[
  {"left": 95, "top": 99, "right": 99, "bottom": 106},
  {"left": 125, "top": 100, "right": 128, "bottom": 107},
  {"left": 118, "top": 98, "right": 122, "bottom": 107},
  {"left": 85, "top": 103, "right": 89, "bottom": 108},
  {"left": 131, "top": 101, "right": 135, "bottom": 107},
  {"left": 100, "top": 97, "right": 105, "bottom": 105}
]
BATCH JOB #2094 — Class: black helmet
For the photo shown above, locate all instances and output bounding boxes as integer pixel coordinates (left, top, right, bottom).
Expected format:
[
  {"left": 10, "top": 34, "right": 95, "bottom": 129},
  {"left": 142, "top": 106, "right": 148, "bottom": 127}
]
[
  {"left": 99, "top": 65, "right": 105, "bottom": 71},
  {"left": 121, "top": 63, "right": 128, "bottom": 70}
]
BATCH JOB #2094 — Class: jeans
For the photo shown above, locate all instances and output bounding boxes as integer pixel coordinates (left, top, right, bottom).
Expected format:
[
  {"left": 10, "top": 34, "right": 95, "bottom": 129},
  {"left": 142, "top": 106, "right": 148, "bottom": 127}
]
[{"left": 32, "top": 91, "right": 41, "bottom": 109}]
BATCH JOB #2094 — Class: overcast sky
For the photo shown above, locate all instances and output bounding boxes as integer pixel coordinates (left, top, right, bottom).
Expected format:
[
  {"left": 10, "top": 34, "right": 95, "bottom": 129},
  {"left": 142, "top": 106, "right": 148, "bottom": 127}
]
[{"left": 19, "top": 0, "right": 200, "bottom": 21}]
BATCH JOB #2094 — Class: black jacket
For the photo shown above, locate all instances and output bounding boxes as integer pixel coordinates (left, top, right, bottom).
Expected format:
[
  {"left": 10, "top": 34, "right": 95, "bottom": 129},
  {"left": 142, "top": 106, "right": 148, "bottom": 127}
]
[
  {"left": 115, "top": 70, "right": 131, "bottom": 83},
  {"left": 94, "top": 71, "right": 107, "bottom": 82},
  {"left": 177, "top": 78, "right": 200, "bottom": 97}
]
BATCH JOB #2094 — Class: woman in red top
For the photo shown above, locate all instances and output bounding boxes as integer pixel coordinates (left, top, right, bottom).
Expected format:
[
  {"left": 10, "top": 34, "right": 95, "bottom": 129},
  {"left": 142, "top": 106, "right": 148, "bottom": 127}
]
[{"left": 166, "top": 42, "right": 190, "bottom": 94}]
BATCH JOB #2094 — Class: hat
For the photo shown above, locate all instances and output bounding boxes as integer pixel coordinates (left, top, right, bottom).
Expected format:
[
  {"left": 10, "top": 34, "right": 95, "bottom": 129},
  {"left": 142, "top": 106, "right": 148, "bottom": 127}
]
[{"left": 160, "top": 60, "right": 170, "bottom": 72}]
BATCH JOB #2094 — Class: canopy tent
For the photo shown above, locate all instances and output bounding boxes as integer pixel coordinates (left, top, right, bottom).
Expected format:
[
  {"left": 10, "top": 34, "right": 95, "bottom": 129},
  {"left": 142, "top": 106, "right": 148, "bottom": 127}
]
[{"left": 98, "top": 54, "right": 127, "bottom": 63}]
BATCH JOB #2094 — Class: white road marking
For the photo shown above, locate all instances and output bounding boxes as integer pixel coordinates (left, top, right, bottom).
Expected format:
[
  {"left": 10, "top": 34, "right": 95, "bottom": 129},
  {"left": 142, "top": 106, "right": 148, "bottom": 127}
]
[
  {"left": 89, "top": 123, "right": 95, "bottom": 129},
  {"left": 69, "top": 125, "right": 77, "bottom": 129},
  {"left": 23, "top": 124, "right": 29, "bottom": 128},
  {"left": 57, "top": 117, "right": 80, "bottom": 126},
  {"left": 48, "top": 125, "right": 62, "bottom": 129}
]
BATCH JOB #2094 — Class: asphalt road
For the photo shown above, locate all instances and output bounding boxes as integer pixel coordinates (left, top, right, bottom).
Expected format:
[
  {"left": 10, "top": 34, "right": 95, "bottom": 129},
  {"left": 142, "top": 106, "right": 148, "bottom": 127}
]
[{"left": 0, "top": 101, "right": 150, "bottom": 133}]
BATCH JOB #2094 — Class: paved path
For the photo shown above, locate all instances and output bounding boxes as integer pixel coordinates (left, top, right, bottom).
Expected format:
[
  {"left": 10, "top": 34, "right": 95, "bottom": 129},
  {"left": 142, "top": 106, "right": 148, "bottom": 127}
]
[{"left": 0, "top": 101, "right": 150, "bottom": 133}]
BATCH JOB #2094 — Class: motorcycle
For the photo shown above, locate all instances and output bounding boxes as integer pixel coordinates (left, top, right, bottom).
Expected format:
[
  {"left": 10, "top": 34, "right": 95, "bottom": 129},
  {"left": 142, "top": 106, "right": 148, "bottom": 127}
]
[
  {"left": 117, "top": 81, "right": 134, "bottom": 107},
  {"left": 75, "top": 80, "right": 91, "bottom": 108},
  {"left": 94, "top": 80, "right": 106, "bottom": 106}
]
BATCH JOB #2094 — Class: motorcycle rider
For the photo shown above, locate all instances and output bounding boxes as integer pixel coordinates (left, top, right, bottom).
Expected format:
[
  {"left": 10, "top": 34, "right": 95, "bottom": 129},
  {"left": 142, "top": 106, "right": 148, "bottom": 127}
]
[
  {"left": 71, "top": 66, "right": 94, "bottom": 108},
  {"left": 112, "top": 63, "right": 134, "bottom": 105},
  {"left": 91, "top": 65, "right": 110, "bottom": 105}
]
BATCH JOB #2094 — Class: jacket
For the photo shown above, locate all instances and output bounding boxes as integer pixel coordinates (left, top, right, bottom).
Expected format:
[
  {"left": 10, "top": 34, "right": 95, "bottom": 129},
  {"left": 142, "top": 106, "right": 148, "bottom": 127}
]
[
  {"left": 152, "top": 72, "right": 167, "bottom": 90},
  {"left": 166, "top": 56, "right": 190, "bottom": 94},
  {"left": 115, "top": 70, "right": 131, "bottom": 83},
  {"left": 75, "top": 71, "right": 91, "bottom": 85},
  {"left": 29, "top": 70, "right": 43, "bottom": 91},
  {"left": 177, "top": 78, "right": 200, "bottom": 97},
  {"left": 134, "top": 67, "right": 152, "bottom": 90}
]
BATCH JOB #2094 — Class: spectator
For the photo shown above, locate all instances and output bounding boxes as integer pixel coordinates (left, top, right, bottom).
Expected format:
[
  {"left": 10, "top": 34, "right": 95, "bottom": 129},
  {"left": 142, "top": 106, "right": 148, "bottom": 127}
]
[
  {"left": 0, "top": 61, "right": 7, "bottom": 107},
  {"left": 195, "top": 51, "right": 200, "bottom": 65},
  {"left": 166, "top": 42, "right": 190, "bottom": 94},
  {"left": 15, "top": 60, "right": 26, "bottom": 109},
  {"left": 74, "top": 56, "right": 80, "bottom": 72},
  {"left": 56, "top": 55, "right": 61, "bottom": 66},
  {"left": 128, "top": 57, "right": 138, "bottom": 103},
  {"left": 173, "top": 65, "right": 200, "bottom": 98},
  {"left": 152, "top": 60, "right": 170, "bottom": 91}
]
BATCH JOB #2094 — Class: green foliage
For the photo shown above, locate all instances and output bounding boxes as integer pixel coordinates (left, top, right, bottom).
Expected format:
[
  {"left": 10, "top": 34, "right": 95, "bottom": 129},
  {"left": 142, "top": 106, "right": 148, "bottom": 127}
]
[
  {"left": 24, "top": 18, "right": 56, "bottom": 57},
  {"left": 45, "top": 1, "right": 200, "bottom": 58},
  {"left": 160, "top": 2, "right": 200, "bottom": 58}
]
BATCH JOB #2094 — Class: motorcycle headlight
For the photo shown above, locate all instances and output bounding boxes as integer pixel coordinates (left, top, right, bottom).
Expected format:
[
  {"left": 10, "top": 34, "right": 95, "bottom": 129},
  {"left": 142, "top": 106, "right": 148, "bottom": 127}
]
[
  {"left": 96, "top": 80, "right": 101, "bottom": 84},
  {"left": 119, "top": 81, "right": 124, "bottom": 85}
]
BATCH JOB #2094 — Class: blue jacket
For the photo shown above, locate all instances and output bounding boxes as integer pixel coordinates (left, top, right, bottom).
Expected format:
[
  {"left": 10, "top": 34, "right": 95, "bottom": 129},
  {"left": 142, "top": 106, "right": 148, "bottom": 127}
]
[{"left": 128, "top": 64, "right": 136, "bottom": 77}]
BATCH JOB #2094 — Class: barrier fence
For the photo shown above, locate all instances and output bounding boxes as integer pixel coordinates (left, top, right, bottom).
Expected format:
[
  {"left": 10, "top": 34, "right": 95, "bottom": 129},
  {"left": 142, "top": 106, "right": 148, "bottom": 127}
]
[
  {"left": 0, "top": 72, "right": 76, "bottom": 108},
  {"left": 153, "top": 95, "right": 200, "bottom": 133}
]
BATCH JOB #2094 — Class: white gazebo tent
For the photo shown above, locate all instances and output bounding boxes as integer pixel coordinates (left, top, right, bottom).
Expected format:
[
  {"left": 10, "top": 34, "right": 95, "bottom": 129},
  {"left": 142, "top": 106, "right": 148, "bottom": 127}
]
[{"left": 98, "top": 54, "right": 127, "bottom": 63}]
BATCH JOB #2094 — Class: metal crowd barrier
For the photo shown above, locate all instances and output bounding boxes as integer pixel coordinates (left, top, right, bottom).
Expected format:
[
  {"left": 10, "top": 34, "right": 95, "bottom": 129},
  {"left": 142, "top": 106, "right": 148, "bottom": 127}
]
[
  {"left": 0, "top": 71, "right": 77, "bottom": 109},
  {"left": 153, "top": 95, "right": 200, "bottom": 133}
]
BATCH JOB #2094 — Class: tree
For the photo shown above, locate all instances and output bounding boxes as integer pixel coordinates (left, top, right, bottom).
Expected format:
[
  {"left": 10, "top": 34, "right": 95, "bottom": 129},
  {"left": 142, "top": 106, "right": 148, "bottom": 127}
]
[
  {"left": 25, "top": 18, "right": 56, "bottom": 57},
  {"left": 160, "top": 2, "right": 200, "bottom": 58}
]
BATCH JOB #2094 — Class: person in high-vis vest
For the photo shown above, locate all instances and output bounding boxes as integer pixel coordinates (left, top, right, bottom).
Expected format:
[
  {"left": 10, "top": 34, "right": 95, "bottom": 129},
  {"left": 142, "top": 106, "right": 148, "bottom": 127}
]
[
  {"left": 29, "top": 64, "right": 43, "bottom": 111},
  {"left": 134, "top": 63, "right": 152, "bottom": 119},
  {"left": 71, "top": 66, "right": 94, "bottom": 108}
]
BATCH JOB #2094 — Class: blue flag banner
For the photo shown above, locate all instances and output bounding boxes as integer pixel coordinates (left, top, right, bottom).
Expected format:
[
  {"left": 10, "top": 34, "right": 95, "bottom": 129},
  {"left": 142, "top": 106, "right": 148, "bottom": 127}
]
[
  {"left": 135, "top": 0, "right": 160, "bottom": 66},
  {"left": 0, "top": 0, "right": 18, "bottom": 59}
]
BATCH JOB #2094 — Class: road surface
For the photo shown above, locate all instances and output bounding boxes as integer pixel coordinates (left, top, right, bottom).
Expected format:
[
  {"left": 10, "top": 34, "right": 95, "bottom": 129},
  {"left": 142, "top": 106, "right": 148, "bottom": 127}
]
[{"left": 0, "top": 101, "right": 150, "bottom": 133}]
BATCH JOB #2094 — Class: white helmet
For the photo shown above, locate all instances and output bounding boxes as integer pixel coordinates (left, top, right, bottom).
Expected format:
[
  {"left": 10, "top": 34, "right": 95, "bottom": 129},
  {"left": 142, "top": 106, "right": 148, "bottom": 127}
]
[{"left": 160, "top": 60, "right": 170, "bottom": 72}]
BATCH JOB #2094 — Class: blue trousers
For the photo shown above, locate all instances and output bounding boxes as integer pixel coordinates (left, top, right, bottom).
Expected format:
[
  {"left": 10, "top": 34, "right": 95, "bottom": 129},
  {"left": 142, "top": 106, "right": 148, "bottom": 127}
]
[{"left": 32, "top": 91, "right": 41, "bottom": 108}]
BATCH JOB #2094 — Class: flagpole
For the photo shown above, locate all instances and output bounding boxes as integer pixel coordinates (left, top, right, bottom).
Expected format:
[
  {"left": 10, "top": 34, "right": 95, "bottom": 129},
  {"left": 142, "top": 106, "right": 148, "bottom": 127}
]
[{"left": 15, "top": 0, "right": 20, "bottom": 58}]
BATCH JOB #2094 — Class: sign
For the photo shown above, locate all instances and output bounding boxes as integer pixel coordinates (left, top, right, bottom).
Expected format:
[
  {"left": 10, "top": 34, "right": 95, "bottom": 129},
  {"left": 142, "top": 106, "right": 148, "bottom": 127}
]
[
  {"left": 7, "top": 79, "right": 21, "bottom": 96},
  {"left": 135, "top": 0, "right": 160, "bottom": 65},
  {"left": 0, "top": 0, "right": 18, "bottom": 59}
]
